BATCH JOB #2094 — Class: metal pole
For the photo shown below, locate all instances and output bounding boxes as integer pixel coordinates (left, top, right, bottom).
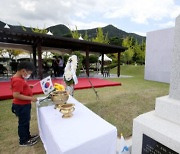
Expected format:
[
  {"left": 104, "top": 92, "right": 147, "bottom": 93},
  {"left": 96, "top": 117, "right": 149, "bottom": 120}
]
[
  {"left": 117, "top": 51, "right": 121, "bottom": 77},
  {"left": 86, "top": 49, "right": 90, "bottom": 77}
]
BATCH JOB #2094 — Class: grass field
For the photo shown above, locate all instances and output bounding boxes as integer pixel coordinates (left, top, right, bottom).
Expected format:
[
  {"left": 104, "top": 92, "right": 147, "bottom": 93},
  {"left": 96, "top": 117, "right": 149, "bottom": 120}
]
[{"left": 0, "top": 65, "right": 169, "bottom": 153}]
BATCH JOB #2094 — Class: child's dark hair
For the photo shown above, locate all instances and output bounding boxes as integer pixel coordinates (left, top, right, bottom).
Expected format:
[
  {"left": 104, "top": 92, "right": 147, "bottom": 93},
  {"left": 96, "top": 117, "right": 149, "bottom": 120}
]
[{"left": 17, "top": 61, "right": 34, "bottom": 71}]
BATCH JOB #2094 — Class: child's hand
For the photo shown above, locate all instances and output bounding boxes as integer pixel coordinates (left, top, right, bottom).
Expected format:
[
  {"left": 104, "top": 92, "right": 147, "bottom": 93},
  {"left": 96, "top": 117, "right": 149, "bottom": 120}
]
[{"left": 31, "top": 97, "right": 37, "bottom": 102}]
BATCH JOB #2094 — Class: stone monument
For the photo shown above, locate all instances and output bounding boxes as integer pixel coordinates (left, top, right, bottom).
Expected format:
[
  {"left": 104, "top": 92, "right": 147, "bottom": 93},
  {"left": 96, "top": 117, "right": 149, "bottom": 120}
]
[{"left": 132, "top": 15, "right": 180, "bottom": 154}]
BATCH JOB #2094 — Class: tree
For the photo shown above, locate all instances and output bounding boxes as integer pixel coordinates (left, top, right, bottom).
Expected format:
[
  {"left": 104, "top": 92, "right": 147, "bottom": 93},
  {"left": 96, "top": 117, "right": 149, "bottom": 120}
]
[
  {"left": 89, "top": 55, "right": 98, "bottom": 63},
  {"left": 42, "top": 51, "right": 54, "bottom": 60},
  {"left": 109, "top": 37, "right": 124, "bottom": 62},
  {"left": 133, "top": 40, "right": 145, "bottom": 64},
  {"left": 84, "top": 31, "right": 89, "bottom": 41},
  {"left": 18, "top": 22, "right": 27, "bottom": 32},
  {"left": 92, "top": 27, "right": 109, "bottom": 44},
  {"left": 122, "top": 36, "right": 134, "bottom": 64},
  {"left": 139, "top": 40, "right": 146, "bottom": 64},
  {"left": 109, "top": 37, "right": 123, "bottom": 46},
  {"left": 104, "top": 32, "right": 109, "bottom": 44},
  {"left": 0, "top": 49, "right": 25, "bottom": 60},
  {"left": 0, "top": 49, "right": 4, "bottom": 57},
  {"left": 31, "top": 26, "right": 48, "bottom": 34},
  {"left": 71, "top": 26, "right": 80, "bottom": 39}
]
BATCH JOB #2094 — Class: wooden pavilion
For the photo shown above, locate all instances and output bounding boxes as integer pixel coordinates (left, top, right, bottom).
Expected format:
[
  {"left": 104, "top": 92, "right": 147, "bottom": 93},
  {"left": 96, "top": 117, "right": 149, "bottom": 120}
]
[{"left": 0, "top": 27, "right": 126, "bottom": 79}]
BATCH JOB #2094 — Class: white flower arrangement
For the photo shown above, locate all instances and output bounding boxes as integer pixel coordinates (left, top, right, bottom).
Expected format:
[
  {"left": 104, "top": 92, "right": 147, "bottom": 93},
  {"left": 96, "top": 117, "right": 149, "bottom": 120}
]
[
  {"left": 64, "top": 55, "right": 78, "bottom": 86},
  {"left": 64, "top": 70, "right": 73, "bottom": 81}
]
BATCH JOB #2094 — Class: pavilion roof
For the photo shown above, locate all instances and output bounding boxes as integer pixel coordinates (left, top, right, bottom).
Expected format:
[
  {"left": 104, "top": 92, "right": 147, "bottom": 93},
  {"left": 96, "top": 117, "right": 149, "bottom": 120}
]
[{"left": 0, "top": 28, "right": 127, "bottom": 53}]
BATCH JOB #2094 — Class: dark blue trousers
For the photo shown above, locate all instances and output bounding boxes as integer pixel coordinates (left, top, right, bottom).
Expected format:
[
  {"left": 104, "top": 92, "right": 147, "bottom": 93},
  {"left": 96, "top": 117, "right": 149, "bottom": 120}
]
[{"left": 12, "top": 103, "right": 31, "bottom": 144}]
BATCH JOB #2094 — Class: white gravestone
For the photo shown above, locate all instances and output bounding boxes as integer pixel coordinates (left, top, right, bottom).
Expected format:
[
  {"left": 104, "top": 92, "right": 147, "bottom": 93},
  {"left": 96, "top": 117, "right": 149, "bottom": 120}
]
[
  {"left": 169, "top": 15, "right": 180, "bottom": 100},
  {"left": 132, "top": 15, "right": 180, "bottom": 154},
  {"left": 155, "top": 15, "right": 180, "bottom": 125}
]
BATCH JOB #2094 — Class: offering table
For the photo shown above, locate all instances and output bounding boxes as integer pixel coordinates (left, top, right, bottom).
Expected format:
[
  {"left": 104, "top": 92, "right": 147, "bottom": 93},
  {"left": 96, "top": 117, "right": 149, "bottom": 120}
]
[{"left": 36, "top": 96, "right": 117, "bottom": 154}]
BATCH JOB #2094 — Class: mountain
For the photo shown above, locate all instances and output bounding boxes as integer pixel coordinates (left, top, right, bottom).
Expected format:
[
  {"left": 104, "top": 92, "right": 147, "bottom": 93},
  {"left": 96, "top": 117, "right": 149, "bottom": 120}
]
[
  {"left": 0, "top": 20, "right": 71, "bottom": 36},
  {"left": 0, "top": 21, "right": 6, "bottom": 28},
  {"left": 78, "top": 24, "right": 128, "bottom": 38},
  {"left": 47, "top": 24, "right": 71, "bottom": 36},
  {"left": 0, "top": 21, "right": 37, "bottom": 33},
  {"left": 47, "top": 24, "right": 145, "bottom": 42},
  {"left": 0, "top": 21, "right": 145, "bottom": 42},
  {"left": 78, "top": 24, "right": 145, "bottom": 42}
]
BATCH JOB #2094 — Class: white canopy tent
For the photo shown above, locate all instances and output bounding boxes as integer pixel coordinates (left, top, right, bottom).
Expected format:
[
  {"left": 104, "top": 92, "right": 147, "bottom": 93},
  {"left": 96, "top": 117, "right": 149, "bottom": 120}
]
[
  {"left": 98, "top": 54, "right": 112, "bottom": 61},
  {"left": 79, "top": 34, "right": 83, "bottom": 40},
  {"left": 47, "top": 31, "right": 53, "bottom": 35},
  {"left": 4, "top": 24, "right": 10, "bottom": 29}
]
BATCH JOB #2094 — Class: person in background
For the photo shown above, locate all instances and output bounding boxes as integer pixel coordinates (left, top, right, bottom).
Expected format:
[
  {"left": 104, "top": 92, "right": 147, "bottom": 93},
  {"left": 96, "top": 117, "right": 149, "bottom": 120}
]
[
  {"left": 11, "top": 61, "right": 39, "bottom": 146},
  {"left": 52, "top": 56, "right": 59, "bottom": 77},
  {"left": 43, "top": 61, "right": 49, "bottom": 73},
  {"left": 97, "top": 61, "right": 101, "bottom": 74},
  {"left": 58, "top": 56, "right": 64, "bottom": 77},
  {"left": 0, "top": 63, "right": 8, "bottom": 75},
  {"left": 10, "top": 60, "right": 18, "bottom": 74}
]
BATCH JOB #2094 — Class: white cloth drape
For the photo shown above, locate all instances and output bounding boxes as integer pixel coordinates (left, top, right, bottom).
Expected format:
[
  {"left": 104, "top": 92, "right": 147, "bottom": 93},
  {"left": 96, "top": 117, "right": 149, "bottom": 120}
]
[{"left": 36, "top": 96, "right": 117, "bottom": 154}]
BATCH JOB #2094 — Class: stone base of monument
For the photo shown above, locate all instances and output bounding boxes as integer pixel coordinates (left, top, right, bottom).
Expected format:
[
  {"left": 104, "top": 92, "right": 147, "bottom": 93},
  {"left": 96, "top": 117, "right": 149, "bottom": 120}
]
[
  {"left": 131, "top": 95, "right": 180, "bottom": 154},
  {"left": 155, "top": 95, "right": 180, "bottom": 125}
]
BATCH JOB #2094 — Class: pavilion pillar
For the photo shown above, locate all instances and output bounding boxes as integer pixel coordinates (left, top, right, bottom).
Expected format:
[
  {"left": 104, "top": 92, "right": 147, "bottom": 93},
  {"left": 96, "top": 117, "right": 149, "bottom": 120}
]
[
  {"left": 32, "top": 45, "right": 37, "bottom": 78},
  {"left": 37, "top": 43, "right": 43, "bottom": 79},
  {"left": 32, "top": 45, "right": 37, "bottom": 68},
  {"left": 101, "top": 53, "right": 104, "bottom": 74},
  {"left": 86, "top": 49, "right": 90, "bottom": 77},
  {"left": 117, "top": 51, "right": 121, "bottom": 77}
]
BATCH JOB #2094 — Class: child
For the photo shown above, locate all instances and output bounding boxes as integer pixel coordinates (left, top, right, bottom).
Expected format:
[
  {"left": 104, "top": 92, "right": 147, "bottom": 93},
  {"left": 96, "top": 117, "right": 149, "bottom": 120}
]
[{"left": 11, "top": 61, "right": 39, "bottom": 146}]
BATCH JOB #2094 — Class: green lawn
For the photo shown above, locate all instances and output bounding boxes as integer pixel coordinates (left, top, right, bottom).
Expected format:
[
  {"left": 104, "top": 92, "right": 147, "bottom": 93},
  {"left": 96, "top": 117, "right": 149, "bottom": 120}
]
[
  {"left": 0, "top": 65, "right": 169, "bottom": 153},
  {"left": 74, "top": 65, "right": 169, "bottom": 137}
]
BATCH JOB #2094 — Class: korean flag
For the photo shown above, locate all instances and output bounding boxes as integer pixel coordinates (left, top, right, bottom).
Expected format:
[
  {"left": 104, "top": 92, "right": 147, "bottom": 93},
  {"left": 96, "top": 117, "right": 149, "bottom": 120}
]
[{"left": 40, "top": 76, "right": 54, "bottom": 95}]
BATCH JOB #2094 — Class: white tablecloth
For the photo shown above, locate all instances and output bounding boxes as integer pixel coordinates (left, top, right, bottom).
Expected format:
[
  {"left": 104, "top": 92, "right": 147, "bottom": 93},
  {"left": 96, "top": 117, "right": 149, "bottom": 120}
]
[{"left": 36, "top": 96, "right": 117, "bottom": 154}]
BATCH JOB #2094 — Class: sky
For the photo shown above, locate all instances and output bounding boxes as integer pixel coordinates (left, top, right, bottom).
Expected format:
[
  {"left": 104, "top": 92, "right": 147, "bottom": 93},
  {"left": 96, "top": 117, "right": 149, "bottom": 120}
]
[{"left": 1, "top": 0, "right": 180, "bottom": 36}]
